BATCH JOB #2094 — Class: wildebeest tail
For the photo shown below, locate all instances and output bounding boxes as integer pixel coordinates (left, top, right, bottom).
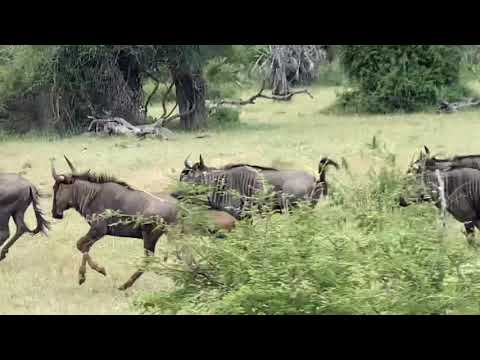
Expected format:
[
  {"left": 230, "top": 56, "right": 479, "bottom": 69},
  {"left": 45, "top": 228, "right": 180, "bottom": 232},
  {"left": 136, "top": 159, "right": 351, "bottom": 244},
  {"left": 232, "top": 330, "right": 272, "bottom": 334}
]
[
  {"left": 318, "top": 157, "right": 339, "bottom": 182},
  {"left": 29, "top": 186, "right": 50, "bottom": 235}
]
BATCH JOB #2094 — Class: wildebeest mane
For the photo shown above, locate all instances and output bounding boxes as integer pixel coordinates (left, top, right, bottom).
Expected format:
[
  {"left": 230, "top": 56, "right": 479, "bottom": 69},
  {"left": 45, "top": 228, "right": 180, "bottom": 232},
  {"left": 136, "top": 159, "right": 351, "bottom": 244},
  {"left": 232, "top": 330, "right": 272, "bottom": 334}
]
[
  {"left": 222, "top": 163, "right": 279, "bottom": 171},
  {"left": 453, "top": 155, "right": 480, "bottom": 160},
  {"left": 73, "top": 171, "right": 135, "bottom": 190},
  {"left": 429, "top": 157, "right": 450, "bottom": 162},
  {"left": 430, "top": 155, "right": 480, "bottom": 162}
]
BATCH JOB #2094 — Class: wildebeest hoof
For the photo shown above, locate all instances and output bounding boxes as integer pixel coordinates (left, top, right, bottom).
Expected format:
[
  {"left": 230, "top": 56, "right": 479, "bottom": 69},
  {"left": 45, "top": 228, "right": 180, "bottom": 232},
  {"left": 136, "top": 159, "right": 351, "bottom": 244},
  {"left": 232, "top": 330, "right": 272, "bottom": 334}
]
[
  {"left": 79, "top": 275, "right": 86, "bottom": 285},
  {"left": 118, "top": 284, "right": 129, "bottom": 291},
  {"left": 98, "top": 267, "right": 107, "bottom": 276},
  {"left": 0, "top": 252, "right": 6, "bottom": 262}
]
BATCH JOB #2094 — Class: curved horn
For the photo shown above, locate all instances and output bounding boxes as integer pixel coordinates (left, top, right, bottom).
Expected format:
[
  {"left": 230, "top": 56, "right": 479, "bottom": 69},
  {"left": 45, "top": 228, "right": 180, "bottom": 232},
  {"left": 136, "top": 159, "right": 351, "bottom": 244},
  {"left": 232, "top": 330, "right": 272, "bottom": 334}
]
[
  {"left": 64, "top": 155, "right": 77, "bottom": 174},
  {"left": 184, "top": 154, "right": 193, "bottom": 169},
  {"left": 409, "top": 151, "right": 416, "bottom": 167},
  {"left": 199, "top": 154, "right": 205, "bottom": 168},
  {"left": 51, "top": 158, "right": 61, "bottom": 181}
]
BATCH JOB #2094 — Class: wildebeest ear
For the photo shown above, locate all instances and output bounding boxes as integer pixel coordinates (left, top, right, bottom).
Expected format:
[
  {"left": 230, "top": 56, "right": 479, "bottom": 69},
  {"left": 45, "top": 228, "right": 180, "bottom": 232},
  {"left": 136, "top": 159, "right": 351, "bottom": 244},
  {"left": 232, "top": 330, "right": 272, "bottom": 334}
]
[
  {"left": 424, "top": 146, "right": 430, "bottom": 156},
  {"left": 199, "top": 154, "right": 206, "bottom": 168}
]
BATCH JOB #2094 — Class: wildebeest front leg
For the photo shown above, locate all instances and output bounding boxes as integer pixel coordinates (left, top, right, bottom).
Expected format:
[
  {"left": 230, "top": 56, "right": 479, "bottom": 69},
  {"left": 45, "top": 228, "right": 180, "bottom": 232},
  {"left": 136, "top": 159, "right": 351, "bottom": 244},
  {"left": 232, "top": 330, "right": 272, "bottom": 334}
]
[
  {"left": 118, "top": 231, "right": 161, "bottom": 291},
  {"left": 76, "top": 223, "right": 107, "bottom": 285}
]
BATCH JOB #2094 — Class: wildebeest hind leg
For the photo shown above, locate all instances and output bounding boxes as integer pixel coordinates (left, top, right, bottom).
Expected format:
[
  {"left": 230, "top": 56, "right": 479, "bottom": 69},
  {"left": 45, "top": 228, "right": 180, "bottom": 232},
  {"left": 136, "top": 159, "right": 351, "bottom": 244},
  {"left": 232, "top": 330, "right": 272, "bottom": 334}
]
[
  {"left": 0, "top": 215, "right": 10, "bottom": 248},
  {"left": 118, "top": 231, "right": 161, "bottom": 291},
  {"left": 0, "top": 212, "right": 28, "bottom": 261}
]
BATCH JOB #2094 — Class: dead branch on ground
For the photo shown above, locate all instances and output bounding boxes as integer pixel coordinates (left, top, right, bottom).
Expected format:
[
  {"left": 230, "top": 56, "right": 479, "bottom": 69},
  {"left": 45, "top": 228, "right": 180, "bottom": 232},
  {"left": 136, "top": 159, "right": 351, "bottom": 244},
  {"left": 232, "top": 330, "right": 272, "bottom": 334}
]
[
  {"left": 438, "top": 98, "right": 480, "bottom": 113},
  {"left": 208, "top": 80, "right": 314, "bottom": 113},
  {"left": 85, "top": 114, "right": 175, "bottom": 140}
]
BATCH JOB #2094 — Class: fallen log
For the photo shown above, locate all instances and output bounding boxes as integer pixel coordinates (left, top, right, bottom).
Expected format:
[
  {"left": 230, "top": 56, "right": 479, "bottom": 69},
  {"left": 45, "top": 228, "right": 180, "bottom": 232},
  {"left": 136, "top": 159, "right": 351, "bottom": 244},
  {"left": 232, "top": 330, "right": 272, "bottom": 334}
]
[
  {"left": 438, "top": 98, "right": 480, "bottom": 113},
  {"left": 86, "top": 116, "right": 175, "bottom": 140}
]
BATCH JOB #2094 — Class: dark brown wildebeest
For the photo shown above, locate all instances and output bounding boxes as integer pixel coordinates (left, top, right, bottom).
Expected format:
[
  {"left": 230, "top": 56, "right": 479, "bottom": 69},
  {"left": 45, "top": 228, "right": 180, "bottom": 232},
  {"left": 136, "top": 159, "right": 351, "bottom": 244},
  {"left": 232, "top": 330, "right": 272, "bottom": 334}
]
[
  {"left": 179, "top": 154, "right": 339, "bottom": 213},
  {"left": 51, "top": 156, "right": 179, "bottom": 290},
  {"left": 177, "top": 208, "right": 236, "bottom": 240},
  {"left": 223, "top": 157, "right": 340, "bottom": 210},
  {"left": 0, "top": 173, "right": 50, "bottom": 261},
  {"left": 205, "top": 210, "right": 236, "bottom": 233},
  {"left": 153, "top": 191, "right": 236, "bottom": 236},
  {"left": 400, "top": 166, "right": 480, "bottom": 246}
]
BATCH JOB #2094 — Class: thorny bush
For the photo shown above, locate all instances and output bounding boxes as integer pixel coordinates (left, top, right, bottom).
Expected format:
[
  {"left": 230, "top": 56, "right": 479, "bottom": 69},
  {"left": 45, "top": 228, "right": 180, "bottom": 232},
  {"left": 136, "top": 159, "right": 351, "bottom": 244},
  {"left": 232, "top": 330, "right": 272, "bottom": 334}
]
[{"left": 132, "top": 149, "right": 480, "bottom": 314}]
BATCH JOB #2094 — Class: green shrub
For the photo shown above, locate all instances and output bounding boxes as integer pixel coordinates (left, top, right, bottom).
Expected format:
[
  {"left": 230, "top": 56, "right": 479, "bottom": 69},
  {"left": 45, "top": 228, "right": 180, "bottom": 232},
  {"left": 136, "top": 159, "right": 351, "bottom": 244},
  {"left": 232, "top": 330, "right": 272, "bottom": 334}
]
[
  {"left": 337, "top": 45, "right": 471, "bottom": 113},
  {"left": 134, "top": 149, "right": 480, "bottom": 315},
  {"left": 208, "top": 107, "right": 240, "bottom": 127},
  {"left": 460, "top": 45, "right": 480, "bottom": 77},
  {"left": 0, "top": 46, "right": 57, "bottom": 106}
]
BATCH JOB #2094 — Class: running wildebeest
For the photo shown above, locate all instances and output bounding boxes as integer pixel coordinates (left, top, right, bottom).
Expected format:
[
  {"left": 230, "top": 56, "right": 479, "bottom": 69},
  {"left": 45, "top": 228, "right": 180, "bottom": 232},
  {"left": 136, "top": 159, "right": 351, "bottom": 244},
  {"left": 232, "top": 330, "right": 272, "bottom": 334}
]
[
  {"left": 400, "top": 166, "right": 480, "bottom": 246},
  {"left": 51, "top": 156, "right": 179, "bottom": 290},
  {"left": 179, "top": 154, "right": 339, "bottom": 214},
  {"left": 223, "top": 157, "right": 339, "bottom": 210},
  {"left": 152, "top": 191, "right": 236, "bottom": 236},
  {"left": 0, "top": 174, "right": 50, "bottom": 261}
]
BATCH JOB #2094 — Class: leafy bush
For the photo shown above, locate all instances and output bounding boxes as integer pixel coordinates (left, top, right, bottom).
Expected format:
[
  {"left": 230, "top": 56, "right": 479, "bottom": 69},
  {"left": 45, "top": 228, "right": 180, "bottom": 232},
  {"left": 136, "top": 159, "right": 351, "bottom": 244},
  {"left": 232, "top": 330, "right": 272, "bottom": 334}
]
[
  {"left": 0, "top": 46, "right": 58, "bottom": 105},
  {"left": 208, "top": 107, "right": 240, "bottom": 128},
  {"left": 460, "top": 45, "right": 480, "bottom": 77},
  {"left": 337, "top": 45, "right": 470, "bottom": 113},
  {"left": 134, "top": 149, "right": 480, "bottom": 315}
]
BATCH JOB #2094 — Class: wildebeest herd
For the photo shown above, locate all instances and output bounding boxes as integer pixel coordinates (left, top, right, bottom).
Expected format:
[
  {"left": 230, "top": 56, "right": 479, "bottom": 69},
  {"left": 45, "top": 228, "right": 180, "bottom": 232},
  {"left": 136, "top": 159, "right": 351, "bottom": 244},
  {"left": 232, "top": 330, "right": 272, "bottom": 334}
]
[{"left": 3, "top": 147, "right": 480, "bottom": 291}]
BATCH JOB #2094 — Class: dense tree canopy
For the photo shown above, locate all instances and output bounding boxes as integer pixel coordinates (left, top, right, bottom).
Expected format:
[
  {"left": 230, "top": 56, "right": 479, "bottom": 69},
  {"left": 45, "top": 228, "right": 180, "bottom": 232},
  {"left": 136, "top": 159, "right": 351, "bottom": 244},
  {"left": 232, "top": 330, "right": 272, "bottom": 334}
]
[
  {"left": 0, "top": 45, "right": 229, "bottom": 132},
  {"left": 0, "top": 45, "right": 479, "bottom": 133}
]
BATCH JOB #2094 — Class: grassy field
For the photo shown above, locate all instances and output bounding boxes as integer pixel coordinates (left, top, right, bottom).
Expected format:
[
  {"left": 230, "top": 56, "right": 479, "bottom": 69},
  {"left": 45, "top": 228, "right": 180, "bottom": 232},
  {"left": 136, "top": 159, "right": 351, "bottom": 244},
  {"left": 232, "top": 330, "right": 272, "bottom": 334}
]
[{"left": 2, "top": 83, "right": 480, "bottom": 314}]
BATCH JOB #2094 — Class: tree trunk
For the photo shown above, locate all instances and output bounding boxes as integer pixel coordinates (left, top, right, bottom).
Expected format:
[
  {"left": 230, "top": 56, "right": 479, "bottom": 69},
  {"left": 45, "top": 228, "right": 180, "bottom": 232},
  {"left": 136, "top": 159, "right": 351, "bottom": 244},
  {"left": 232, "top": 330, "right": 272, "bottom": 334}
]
[
  {"left": 325, "top": 45, "right": 336, "bottom": 63},
  {"left": 271, "top": 45, "right": 290, "bottom": 96},
  {"left": 172, "top": 69, "right": 207, "bottom": 130},
  {"left": 267, "top": 45, "right": 329, "bottom": 93}
]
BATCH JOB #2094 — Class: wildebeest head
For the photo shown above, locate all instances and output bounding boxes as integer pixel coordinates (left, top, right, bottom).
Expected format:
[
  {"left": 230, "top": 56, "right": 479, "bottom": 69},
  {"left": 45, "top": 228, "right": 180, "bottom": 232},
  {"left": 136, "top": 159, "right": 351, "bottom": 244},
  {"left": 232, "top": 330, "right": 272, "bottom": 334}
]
[
  {"left": 179, "top": 154, "right": 214, "bottom": 184},
  {"left": 51, "top": 155, "right": 80, "bottom": 219},
  {"left": 407, "top": 145, "right": 452, "bottom": 175},
  {"left": 407, "top": 146, "right": 431, "bottom": 175}
]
